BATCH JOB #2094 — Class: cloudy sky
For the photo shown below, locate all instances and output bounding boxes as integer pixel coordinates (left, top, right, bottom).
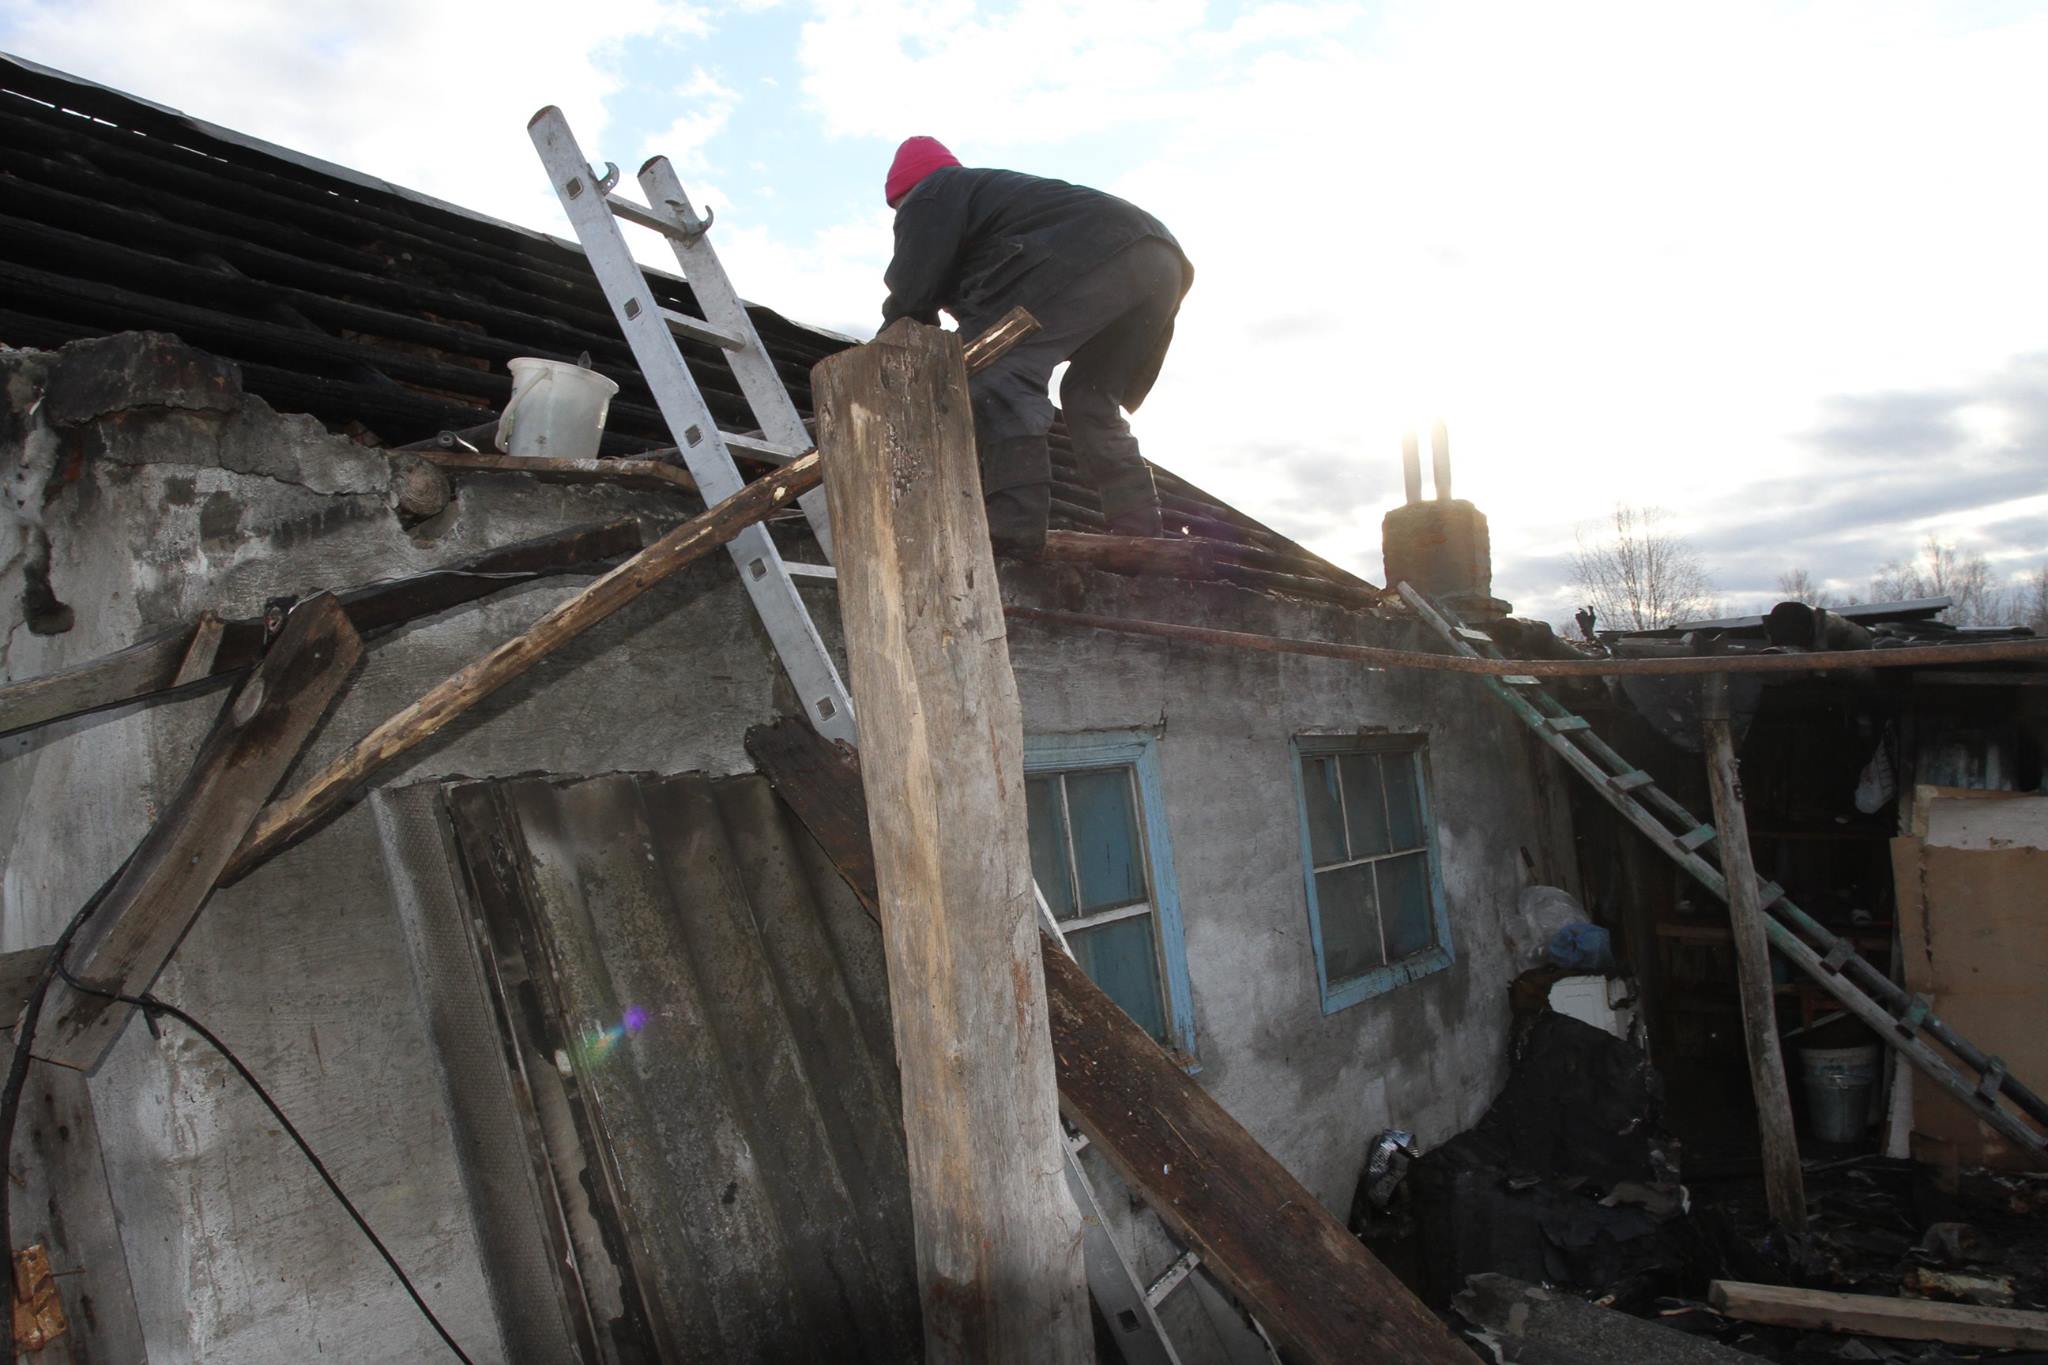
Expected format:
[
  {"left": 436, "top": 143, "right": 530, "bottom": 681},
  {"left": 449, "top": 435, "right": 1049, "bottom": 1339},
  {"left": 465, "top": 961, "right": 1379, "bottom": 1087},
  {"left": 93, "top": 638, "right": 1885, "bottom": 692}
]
[{"left": 4, "top": 0, "right": 2043, "bottom": 621}]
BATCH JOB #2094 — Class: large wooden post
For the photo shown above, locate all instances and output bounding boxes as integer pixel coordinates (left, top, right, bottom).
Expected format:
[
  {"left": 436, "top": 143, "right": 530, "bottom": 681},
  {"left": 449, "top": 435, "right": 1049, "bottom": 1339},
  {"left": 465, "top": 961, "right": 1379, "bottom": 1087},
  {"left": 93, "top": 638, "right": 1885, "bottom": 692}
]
[
  {"left": 1701, "top": 674, "right": 1808, "bottom": 1235},
  {"left": 813, "top": 320, "right": 1090, "bottom": 1363}
]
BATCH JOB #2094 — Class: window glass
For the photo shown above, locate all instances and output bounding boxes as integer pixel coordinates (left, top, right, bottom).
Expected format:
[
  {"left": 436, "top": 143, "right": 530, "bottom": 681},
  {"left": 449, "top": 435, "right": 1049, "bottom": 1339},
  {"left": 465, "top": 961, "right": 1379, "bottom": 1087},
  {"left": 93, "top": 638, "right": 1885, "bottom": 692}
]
[
  {"left": 1294, "top": 736, "right": 1449, "bottom": 1009},
  {"left": 1338, "top": 752, "right": 1391, "bottom": 858},
  {"left": 1066, "top": 768, "right": 1147, "bottom": 913},
  {"left": 1378, "top": 851, "right": 1435, "bottom": 960},
  {"left": 1315, "top": 863, "right": 1381, "bottom": 985},
  {"left": 1301, "top": 755, "right": 1347, "bottom": 865},
  {"left": 1071, "top": 915, "right": 1167, "bottom": 1041},
  {"left": 1025, "top": 776, "right": 1077, "bottom": 920},
  {"left": 1382, "top": 755, "right": 1424, "bottom": 850}
]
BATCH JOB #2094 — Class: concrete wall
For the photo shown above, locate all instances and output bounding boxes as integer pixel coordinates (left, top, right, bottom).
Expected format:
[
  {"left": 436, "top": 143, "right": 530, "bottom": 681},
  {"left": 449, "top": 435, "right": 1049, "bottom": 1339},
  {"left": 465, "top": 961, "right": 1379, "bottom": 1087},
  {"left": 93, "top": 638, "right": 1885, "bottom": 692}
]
[{"left": 1, "top": 335, "right": 1573, "bottom": 1363}]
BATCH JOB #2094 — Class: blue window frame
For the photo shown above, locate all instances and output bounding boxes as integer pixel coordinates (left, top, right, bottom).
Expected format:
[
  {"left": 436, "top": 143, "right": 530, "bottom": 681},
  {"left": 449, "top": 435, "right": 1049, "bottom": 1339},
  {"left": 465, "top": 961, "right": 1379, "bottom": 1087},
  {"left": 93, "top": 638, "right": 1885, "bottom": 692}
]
[
  {"left": 1290, "top": 734, "right": 1454, "bottom": 1012},
  {"left": 1024, "top": 732, "right": 1196, "bottom": 1059}
]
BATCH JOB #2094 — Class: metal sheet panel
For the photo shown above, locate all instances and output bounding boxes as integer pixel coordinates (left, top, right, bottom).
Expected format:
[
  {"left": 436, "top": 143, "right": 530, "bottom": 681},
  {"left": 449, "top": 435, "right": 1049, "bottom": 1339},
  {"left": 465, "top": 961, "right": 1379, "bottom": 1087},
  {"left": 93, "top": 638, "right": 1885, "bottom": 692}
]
[{"left": 443, "top": 770, "right": 921, "bottom": 1365}]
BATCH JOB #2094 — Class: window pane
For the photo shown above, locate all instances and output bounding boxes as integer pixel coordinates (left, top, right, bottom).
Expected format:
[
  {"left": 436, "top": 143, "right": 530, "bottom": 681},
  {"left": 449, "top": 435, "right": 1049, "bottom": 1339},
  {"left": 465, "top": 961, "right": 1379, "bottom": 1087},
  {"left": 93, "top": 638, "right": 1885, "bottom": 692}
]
[
  {"left": 1071, "top": 915, "right": 1167, "bottom": 1041},
  {"left": 1066, "top": 768, "right": 1148, "bottom": 913},
  {"left": 1025, "top": 776, "right": 1078, "bottom": 921},
  {"left": 1382, "top": 753, "right": 1424, "bottom": 850},
  {"left": 1300, "top": 755, "right": 1347, "bottom": 866},
  {"left": 1338, "top": 753, "right": 1391, "bottom": 858},
  {"left": 1315, "top": 863, "right": 1383, "bottom": 986},
  {"left": 1379, "top": 852, "right": 1435, "bottom": 960}
]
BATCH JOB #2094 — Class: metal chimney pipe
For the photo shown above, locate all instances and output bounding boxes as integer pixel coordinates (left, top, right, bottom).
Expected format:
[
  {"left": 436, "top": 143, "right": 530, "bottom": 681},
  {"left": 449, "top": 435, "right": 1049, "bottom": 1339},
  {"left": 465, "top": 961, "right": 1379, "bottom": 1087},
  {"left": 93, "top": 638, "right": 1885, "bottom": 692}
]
[
  {"left": 1430, "top": 419, "right": 1452, "bottom": 501},
  {"left": 1401, "top": 430, "right": 1422, "bottom": 505}
]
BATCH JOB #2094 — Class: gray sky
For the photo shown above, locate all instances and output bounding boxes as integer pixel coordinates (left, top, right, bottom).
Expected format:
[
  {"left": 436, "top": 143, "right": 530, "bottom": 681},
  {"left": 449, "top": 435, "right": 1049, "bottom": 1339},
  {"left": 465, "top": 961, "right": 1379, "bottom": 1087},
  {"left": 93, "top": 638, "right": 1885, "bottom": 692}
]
[{"left": 5, "top": 0, "right": 2043, "bottom": 620}]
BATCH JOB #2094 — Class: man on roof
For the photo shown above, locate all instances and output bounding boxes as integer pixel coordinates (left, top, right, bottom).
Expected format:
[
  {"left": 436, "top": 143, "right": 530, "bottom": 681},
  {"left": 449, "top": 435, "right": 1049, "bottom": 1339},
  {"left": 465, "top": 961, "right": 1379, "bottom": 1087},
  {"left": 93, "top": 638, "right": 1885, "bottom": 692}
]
[{"left": 880, "top": 136, "right": 1194, "bottom": 556}]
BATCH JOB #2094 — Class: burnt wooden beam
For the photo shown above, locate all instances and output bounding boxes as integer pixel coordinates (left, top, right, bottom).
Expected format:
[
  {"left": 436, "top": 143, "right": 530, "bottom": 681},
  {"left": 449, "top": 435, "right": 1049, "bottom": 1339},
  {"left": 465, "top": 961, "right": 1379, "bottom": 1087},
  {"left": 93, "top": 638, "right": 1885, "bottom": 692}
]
[
  {"left": 814, "top": 319, "right": 1089, "bottom": 1364},
  {"left": 0, "top": 947, "right": 51, "bottom": 1024},
  {"left": 1004, "top": 607, "right": 2048, "bottom": 677},
  {"left": 1701, "top": 675, "right": 1807, "bottom": 1235},
  {"left": 0, "top": 518, "right": 644, "bottom": 741},
  {"left": 219, "top": 457, "right": 822, "bottom": 880},
  {"left": 409, "top": 450, "right": 700, "bottom": 496},
  {"left": 37, "top": 594, "right": 363, "bottom": 1071},
  {"left": 1709, "top": 1281, "right": 2048, "bottom": 1350},
  {"left": 742, "top": 716, "right": 1470, "bottom": 1365}
]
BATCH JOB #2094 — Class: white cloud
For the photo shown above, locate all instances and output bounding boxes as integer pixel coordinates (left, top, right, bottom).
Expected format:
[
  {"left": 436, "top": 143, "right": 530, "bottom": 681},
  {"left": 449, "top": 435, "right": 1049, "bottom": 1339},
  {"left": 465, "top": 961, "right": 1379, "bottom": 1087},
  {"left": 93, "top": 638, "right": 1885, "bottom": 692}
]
[
  {"left": 794, "top": 0, "right": 1211, "bottom": 145},
  {"left": 637, "top": 66, "right": 742, "bottom": 172}
]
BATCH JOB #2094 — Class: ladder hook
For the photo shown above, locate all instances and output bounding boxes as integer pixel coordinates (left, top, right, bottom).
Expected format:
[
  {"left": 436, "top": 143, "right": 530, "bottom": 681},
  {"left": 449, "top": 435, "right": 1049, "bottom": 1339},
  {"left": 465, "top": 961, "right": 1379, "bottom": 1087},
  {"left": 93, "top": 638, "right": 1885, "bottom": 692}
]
[
  {"left": 666, "top": 199, "right": 714, "bottom": 243},
  {"left": 593, "top": 161, "right": 621, "bottom": 195}
]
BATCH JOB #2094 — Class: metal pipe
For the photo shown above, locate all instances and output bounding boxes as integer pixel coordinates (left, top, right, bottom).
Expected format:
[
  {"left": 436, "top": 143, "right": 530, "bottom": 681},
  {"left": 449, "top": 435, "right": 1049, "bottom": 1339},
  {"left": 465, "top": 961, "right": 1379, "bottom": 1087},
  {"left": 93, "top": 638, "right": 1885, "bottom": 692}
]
[
  {"left": 1430, "top": 419, "right": 1451, "bottom": 501},
  {"left": 1401, "top": 430, "right": 1422, "bottom": 505}
]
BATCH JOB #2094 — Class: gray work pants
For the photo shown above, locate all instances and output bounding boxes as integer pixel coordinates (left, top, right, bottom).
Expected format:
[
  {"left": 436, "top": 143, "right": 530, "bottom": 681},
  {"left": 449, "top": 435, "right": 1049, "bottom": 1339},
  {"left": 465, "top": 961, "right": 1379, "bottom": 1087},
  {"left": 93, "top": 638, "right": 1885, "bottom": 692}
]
[{"left": 958, "top": 238, "right": 1185, "bottom": 551}]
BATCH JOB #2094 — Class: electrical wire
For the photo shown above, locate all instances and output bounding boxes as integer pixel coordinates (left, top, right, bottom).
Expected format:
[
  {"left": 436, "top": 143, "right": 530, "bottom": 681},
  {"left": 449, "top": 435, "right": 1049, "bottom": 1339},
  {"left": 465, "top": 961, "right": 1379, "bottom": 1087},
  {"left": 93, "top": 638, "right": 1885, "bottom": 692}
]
[{"left": 51, "top": 966, "right": 475, "bottom": 1364}]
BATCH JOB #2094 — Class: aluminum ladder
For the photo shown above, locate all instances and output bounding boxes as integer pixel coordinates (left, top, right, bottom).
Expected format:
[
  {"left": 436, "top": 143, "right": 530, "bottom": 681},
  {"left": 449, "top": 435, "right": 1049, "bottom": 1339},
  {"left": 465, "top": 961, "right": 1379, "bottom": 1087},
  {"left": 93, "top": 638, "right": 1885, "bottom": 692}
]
[
  {"left": 530, "top": 109, "right": 1185, "bottom": 1361},
  {"left": 530, "top": 106, "right": 854, "bottom": 744},
  {"left": 1398, "top": 583, "right": 2048, "bottom": 1164}
]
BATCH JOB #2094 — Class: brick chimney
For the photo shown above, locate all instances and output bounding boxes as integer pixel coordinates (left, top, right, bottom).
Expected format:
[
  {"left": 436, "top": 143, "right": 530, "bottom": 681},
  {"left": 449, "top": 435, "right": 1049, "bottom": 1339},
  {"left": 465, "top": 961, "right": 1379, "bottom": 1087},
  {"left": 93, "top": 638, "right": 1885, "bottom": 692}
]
[{"left": 1380, "top": 421, "right": 1509, "bottom": 618}]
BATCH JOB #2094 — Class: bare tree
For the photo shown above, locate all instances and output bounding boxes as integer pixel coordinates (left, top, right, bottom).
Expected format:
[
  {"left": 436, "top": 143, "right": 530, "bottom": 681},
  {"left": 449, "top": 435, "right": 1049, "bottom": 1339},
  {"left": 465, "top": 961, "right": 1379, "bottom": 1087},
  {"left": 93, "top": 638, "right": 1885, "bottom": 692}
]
[
  {"left": 1775, "top": 568, "right": 1842, "bottom": 608},
  {"left": 1869, "top": 536, "right": 2010, "bottom": 625},
  {"left": 2022, "top": 565, "right": 2048, "bottom": 635},
  {"left": 1572, "top": 504, "right": 1716, "bottom": 632}
]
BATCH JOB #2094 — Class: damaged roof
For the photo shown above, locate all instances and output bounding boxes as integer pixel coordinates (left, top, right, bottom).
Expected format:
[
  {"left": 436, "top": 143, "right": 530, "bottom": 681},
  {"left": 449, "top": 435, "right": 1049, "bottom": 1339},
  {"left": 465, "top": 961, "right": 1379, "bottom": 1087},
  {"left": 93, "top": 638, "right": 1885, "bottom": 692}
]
[{"left": 0, "top": 53, "right": 1368, "bottom": 594}]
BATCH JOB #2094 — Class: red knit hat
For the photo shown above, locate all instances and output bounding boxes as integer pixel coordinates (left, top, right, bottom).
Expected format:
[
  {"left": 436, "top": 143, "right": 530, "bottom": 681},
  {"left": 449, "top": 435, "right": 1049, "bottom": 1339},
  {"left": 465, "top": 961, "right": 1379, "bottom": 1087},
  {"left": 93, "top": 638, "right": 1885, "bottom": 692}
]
[{"left": 886, "top": 136, "right": 959, "bottom": 206}]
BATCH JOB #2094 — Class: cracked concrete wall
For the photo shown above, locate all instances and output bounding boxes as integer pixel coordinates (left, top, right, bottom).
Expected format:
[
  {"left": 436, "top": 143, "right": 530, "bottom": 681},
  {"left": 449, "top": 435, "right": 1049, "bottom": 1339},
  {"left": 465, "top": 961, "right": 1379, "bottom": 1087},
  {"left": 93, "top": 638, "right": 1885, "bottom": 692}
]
[
  {"left": 1001, "top": 565, "right": 1576, "bottom": 1356},
  {"left": 2, "top": 333, "right": 1573, "bottom": 1364},
  {"left": 1, "top": 334, "right": 822, "bottom": 1365}
]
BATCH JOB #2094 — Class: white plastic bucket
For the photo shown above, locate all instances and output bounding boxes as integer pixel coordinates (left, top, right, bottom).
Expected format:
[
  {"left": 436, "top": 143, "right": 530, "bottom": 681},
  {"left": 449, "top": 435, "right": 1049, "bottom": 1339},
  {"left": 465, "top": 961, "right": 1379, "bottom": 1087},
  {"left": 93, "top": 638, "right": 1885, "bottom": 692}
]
[
  {"left": 496, "top": 358, "right": 619, "bottom": 459},
  {"left": 1800, "top": 1043, "right": 1880, "bottom": 1143}
]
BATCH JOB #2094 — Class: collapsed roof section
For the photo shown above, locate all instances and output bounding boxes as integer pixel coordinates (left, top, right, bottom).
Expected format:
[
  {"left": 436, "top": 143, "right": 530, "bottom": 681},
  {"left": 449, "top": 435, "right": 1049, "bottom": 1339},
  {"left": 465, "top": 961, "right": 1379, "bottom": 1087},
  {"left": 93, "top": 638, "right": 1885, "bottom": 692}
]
[{"left": 0, "top": 52, "right": 1369, "bottom": 594}]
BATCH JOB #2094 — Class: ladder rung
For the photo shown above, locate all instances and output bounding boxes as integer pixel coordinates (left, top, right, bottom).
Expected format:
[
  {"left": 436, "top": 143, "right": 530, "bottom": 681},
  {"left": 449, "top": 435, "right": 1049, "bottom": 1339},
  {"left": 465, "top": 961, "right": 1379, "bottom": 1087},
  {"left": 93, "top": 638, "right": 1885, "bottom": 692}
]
[
  {"left": 783, "top": 562, "right": 837, "bottom": 581},
  {"left": 1608, "top": 770, "right": 1655, "bottom": 792},
  {"left": 1676, "top": 824, "right": 1717, "bottom": 851},
  {"left": 606, "top": 193, "right": 698, "bottom": 242},
  {"left": 1454, "top": 626, "right": 1493, "bottom": 644},
  {"left": 1145, "top": 1249, "right": 1200, "bottom": 1310},
  {"left": 1755, "top": 881, "right": 1786, "bottom": 909},
  {"left": 1978, "top": 1058, "right": 2008, "bottom": 1104},
  {"left": 723, "top": 432, "right": 810, "bottom": 464},
  {"left": 1821, "top": 941, "right": 1855, "bottom": 974},
  {"left": 1895, "top": 993, "right": 1932, "bottom": 1037},
  {"left": 657, "top": 306, "right": 744, "bottom": 351},
  {"left": 1501, "top": 675, "right": 1542, "bottom": 687},
  {"left": 1545, "top": 716, "right": 1590, "bottom": 733}
]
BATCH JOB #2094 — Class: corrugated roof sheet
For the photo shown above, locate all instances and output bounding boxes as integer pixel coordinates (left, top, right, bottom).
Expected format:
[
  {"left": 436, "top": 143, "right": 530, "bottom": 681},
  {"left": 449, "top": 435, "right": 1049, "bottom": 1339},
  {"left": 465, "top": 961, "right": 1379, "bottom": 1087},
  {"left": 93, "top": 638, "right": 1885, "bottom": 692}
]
[{"left": 443, "top": 770, "right": 923, "bottom": 1364}]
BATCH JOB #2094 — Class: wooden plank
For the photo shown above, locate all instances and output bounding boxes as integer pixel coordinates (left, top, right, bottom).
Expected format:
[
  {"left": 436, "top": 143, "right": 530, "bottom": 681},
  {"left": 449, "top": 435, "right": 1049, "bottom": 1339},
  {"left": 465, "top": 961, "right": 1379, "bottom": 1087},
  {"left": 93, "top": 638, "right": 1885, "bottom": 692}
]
[
  {"left": 0, "top": 947, "right": 51, "bottom": 1024},
  {"left": 411, "top": 449, "right": 699, "bottom": 495},
  {"left": 222, "top": 455, "right": 825, "bottom": 882},
  {"left": 0, "top": 518, "right": 643, "bottom": 741},
  {"left": 744, "top": 716, "right": 1471, "bottom": 1365},
  {"left": 812, "top": 318, "right": 1089, "bottom": 1365},
  {"left": 37, "top": 593, "right": 363, "bottom": 1071},
  {"left": 4, "top": 1067, "right": 148, "bottom": 1362},
  {"left": 221, "top": 313, "right": 1039, "bottom": 883},
  {"left": 1701, "top": 675, "right": 1807, "bottom": 1235},
  {"left": 171, "top": 611, "right": 226, "bottom": 686},
  {"left": 1708, "top": 1280, "right": 2048, "bottom": 1349}
]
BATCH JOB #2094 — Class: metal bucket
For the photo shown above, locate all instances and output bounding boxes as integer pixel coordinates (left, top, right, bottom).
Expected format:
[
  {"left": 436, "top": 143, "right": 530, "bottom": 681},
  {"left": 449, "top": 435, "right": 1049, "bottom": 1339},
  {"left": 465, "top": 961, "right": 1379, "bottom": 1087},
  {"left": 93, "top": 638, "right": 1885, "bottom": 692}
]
[{"left": 1800, "top": 1043, "right": 1880, "bottom": 1143}]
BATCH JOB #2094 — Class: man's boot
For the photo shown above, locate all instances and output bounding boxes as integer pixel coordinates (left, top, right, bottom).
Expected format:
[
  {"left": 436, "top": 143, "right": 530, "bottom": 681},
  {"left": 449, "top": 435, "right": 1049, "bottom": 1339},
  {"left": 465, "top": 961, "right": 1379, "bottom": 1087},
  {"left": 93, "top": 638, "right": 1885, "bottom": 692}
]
[
  {"left": 981, "top": 435, "right": 1052, "bottom": 558},
  {"left": 1097, "top": 464, "right": 1164, "bottom": 538}
]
